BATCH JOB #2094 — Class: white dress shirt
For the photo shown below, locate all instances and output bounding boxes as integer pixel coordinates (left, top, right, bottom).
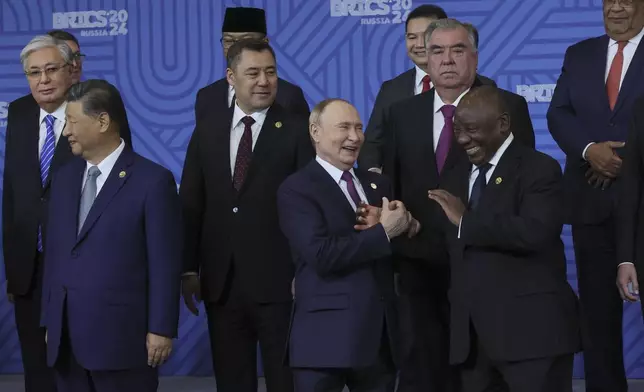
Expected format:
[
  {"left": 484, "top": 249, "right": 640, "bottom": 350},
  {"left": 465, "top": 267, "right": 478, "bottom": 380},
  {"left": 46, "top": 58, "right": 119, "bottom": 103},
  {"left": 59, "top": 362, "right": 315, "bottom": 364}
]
[
  {"left": 433, "top": 89, "right": 470, "bottom": 151},
  {"left": 414, "top": 66, "right": 432, "bottom": 95},
  {"left": 82, "top": 139, "right": 125, "bottom": 195},
  {"left": 582, "top": 27, "right": 644, "bottom": 159},
  {"left": 458, "top": 134, "right": 515, "bottom": 238},
  {"left": 38, "top": 102, "right": 67, "bottom": 155},
  {"left": 316, "top": 156, "right": 368, "bottom": 211},
  {"left": 229, "top": 103, "right": 269, "bottom": 175}
]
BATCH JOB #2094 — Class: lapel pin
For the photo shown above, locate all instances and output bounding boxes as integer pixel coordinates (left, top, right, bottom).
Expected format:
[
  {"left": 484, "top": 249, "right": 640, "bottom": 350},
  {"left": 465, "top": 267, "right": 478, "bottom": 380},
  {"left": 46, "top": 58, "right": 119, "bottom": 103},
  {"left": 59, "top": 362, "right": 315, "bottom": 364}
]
[
  {"left": 275, "top": 121, "right": 282, "bottom": 128},
  {"left": 119, "top": 171, "right": 126, "bottom": 178},
  {"left": 370, "top": 183, "right": 377, "bottom": 189},
  {"left": 495, "top": 177, "right": 502, "bottom": 185}
]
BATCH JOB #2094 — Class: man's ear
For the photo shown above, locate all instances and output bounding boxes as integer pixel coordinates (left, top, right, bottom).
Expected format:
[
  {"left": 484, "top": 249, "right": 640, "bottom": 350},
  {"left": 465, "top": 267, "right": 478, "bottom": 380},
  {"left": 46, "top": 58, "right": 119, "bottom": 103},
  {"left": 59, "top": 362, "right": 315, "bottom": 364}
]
[
  {"left": 498, "top": 112, "right": 511, "bottom": 136},
  {"left": 226, "top": 68, "right": 235, "bottom": 88}
]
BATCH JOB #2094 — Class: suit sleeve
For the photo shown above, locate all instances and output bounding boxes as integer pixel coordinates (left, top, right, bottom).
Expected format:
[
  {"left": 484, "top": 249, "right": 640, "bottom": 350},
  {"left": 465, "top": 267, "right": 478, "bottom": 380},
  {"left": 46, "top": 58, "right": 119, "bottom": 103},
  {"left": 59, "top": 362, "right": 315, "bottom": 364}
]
[
  {"left": 508, "top": 93, "right": 536, "bottom": 148},
  {"left": 617, "top": 102, "right": 643, "bottom": 265},
  {"left": 40, "top": 170, "right": 61, "bottom": 327},
  {"left": 459, "top": 157, "right": 564, "bottom": 253},
  {"left": 277, "top": 183, "right": 391, "bottom": 278},
  {"left": 547, "top": 46, "right": 593, "bottom": 158},
  {"left": 290, "top": 86, "right": 310, "bottom": 117},
  {"left": 2, "top": 103, "right": 14, "bottom": 280},
  {"left": 179, "top": 126, "right": 204, "bottom": 274},
  {"left": 145, "top": 171, "right": 183, "bottom": 338},
  {"left": 358, "top": 81, "right": 389, "bottom": 170}
]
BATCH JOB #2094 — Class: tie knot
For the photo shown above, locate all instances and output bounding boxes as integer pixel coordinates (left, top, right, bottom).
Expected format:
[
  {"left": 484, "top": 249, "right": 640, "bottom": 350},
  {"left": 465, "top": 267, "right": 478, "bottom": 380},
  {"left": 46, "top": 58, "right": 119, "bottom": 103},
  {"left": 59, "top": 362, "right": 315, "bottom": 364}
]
[
  {"left": 422, "top": 75, "right": 431, "bottom": 84},
  {"left": 241, "top": 116, "right": 255, "bottom": 127},
  {"left": 440, "top": 104, "right": 456, "bottom": 119},
  {"left": 618, "top": 41, "right": 628, "bottom": 51},
  {"left": 44, "top": 114, "right": 55, "bottom": 128},
  {"left": 477, "top": 162, "right": 492, "bottom": 175},
  {"left": 87, "top": 166, "right": 101, "bottom": 178},
  {"left": 341, "top": 171, "right": 354, "bottom": 183}
]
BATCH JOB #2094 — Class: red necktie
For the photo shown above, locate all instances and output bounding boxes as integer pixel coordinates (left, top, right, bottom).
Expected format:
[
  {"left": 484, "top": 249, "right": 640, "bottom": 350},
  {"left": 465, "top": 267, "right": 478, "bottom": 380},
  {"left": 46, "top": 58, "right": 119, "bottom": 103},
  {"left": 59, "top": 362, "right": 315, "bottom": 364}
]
[
  {"left": 421, "top": 75, "right": 431, "bottom": 93},
  {"left": 607, "top": 41, "right": 627, "bottom": 111},
  {"left": 233, "top": 116, "right": 255, "bottom": 191}
]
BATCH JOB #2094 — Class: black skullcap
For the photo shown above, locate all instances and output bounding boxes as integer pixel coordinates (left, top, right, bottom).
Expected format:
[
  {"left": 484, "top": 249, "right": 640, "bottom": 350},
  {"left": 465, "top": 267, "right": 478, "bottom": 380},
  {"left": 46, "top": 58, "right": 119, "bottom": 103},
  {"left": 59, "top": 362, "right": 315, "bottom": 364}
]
[{"left": 222, "top": 7, "right": 267, "bottom": 35}]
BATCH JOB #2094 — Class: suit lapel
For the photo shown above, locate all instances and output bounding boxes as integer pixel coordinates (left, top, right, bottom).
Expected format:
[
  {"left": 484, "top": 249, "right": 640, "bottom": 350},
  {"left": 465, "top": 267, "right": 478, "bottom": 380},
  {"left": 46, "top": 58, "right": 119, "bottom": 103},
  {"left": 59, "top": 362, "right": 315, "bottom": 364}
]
[
  {"left": 476, "top": 141, "right": 521, "bottom": 210},
  {"left": 75, "top": 148, "right": 135, "bottom": 245},
  {"left": 310, "top": 161, "right": 356, "bottom": 218},
  {"left": 45, "top": 134, "right": 73, "bottom": 191},
  {"left": 22, "top": 100, "right": 42, "bottom": 192},
  {"left": 413, "top": 93, "right": 439, "bottom": 177},
  {"left": 65, "top": 158, "right": 86, "bottom": 244},
  {"left": 404, "top": 68, "right": 416, "bottom": 97},
  {"left": 355, "top": 169, "right": 378, "bottom": 206},
  {"left": 613, "top": 37, "right": 644, "bottom": 116},
  {"left": 591, "top": 36, "right": 612, "bottom": 115}
]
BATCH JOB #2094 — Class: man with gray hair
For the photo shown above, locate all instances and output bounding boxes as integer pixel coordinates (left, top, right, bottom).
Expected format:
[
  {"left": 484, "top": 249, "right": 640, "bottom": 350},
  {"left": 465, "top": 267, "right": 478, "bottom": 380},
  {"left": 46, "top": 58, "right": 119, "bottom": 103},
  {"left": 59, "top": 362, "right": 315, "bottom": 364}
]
[
  {"left": 2, "top": 35, "right": 130, "bottom": 392},
  {"left": 380, "top": 18, "right": 534, "bottom": 391}
]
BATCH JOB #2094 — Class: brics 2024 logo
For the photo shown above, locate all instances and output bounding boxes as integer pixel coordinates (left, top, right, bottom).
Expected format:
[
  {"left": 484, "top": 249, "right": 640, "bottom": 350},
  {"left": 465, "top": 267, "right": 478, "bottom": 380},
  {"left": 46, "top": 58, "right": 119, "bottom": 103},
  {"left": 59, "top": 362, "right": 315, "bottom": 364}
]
[
  {"left": 0, "top": 102, "right": 8, "bottom": 129},
  {"left": 330, "top": 0, "right": 413, "bottom": 25},
  {"left": 516, "top": 84, "right": 557, "bottom": 103},
  {"left": 52, "top": 10, "right": 129, "bottom": 37}
]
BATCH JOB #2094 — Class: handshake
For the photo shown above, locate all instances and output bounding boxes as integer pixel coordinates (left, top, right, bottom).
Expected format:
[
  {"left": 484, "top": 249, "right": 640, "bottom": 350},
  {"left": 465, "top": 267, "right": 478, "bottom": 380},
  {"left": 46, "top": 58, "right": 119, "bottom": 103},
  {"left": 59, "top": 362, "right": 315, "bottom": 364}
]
[{"left": 354, "top": 197, "right": 421, "bottom": 239}]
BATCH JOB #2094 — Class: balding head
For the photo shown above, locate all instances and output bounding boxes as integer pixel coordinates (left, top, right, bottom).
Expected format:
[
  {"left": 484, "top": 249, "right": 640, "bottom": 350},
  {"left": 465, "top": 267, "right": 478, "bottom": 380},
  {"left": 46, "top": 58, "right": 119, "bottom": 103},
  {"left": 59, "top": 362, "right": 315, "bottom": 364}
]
[{"left": 453, "top": 86, "right": 511, "bottom": 166}]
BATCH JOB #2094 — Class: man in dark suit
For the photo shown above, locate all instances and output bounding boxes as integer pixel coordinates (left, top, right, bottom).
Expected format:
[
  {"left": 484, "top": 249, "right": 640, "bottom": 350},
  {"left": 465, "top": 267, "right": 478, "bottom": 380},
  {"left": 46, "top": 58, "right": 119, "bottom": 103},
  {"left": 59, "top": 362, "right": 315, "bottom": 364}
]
[
  {"left": 3, "top": 35, "right": 130, "bottom": 392},
  {"left": 359, "top": 5, "right": 500, "bottom": 173},
  {"left": 547, "top": 2, "right": 644, "bottom": 390},
  {"left": 381, "top": 18, "right": 534, "bottom": 392},
  {"left": 429, "top": 85, "right": 580, "bottom": 392},
  {"left": 194, "top": 7, "right": 309, "bottom": 123},
  {"left": 277, "top": 98, "right": 413, "bottom": 392},
  {"left": 180, "top": 39, "right": 314, "bottom": 392},
  {"left": 40, "top": 79, "right": 181, "bottom": 392}
]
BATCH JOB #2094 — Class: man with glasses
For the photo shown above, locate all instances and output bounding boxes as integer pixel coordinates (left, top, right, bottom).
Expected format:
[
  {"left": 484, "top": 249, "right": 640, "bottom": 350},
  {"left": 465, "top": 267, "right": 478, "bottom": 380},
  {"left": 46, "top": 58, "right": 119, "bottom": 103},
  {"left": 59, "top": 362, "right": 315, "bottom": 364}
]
[
  {"left": 548, "top": 0, "right": 644, "bottom": 391},
  {"left": 46, "top": 30, "right": 84, "bottom": 83},
  {"left": 2, "top": 35, "right": 132, "bottom": 392},
  {"left": 193, "top": 6, "right": 310, "bottom": 122}
]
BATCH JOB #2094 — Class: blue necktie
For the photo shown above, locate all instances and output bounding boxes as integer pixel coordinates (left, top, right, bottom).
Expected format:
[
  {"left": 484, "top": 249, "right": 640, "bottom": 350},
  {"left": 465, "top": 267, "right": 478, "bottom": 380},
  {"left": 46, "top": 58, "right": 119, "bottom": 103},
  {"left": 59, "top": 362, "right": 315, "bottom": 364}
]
[
  {"left": 468, "top": 163, "right": 492, "bottom": 210},
  {"left": 37, "top": 115, "right": 56, "bottom": 252}
]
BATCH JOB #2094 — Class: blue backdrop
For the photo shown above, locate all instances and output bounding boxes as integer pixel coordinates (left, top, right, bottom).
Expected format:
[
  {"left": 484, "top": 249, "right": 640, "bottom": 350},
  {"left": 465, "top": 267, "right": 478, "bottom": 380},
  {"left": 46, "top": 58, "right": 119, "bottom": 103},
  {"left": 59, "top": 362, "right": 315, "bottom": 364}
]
[{"left": 1, "top": 0, "right": 643, "bottom": 379}]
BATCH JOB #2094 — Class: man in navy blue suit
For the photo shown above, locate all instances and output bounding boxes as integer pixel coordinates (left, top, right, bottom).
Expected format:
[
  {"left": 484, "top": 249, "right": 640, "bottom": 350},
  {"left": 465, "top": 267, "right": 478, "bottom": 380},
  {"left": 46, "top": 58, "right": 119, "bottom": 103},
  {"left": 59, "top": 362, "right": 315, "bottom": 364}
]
[
  {"left": 40, "top": 80, "right": 182, "bottom": 392},
  {"left": 277, "top": 98, "right": 418, "bottom": 392},
  {"left": 547, "top": 2, "right": 644, "bottom": 391}
]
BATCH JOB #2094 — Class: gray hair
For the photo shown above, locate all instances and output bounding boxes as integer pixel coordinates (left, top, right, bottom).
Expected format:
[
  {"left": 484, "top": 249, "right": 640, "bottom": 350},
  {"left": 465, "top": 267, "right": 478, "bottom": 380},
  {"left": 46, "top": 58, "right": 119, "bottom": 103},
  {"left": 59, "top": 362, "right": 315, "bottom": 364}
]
[
  {"left": 424, "top": 18, "right": 478, "bottom": 52},
  {"left": 20, "top": 35, "right": 73, "bottom": 71}
]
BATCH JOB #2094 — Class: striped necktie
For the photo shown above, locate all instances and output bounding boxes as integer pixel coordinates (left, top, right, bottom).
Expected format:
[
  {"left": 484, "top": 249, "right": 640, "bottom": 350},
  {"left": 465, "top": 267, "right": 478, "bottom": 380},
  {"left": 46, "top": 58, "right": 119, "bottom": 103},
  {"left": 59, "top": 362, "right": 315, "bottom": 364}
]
[{"left": 37, "top": 114, "right": 56, "bottom": 252}]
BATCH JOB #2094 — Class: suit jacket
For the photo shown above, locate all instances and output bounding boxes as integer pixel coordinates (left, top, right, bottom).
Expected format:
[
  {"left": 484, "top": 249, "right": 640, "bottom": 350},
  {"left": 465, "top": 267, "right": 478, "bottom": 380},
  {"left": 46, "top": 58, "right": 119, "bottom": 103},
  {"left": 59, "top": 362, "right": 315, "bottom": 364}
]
[
  {"left": 2, "top": 94, "right": 132, "bottom": 296},
  {"left": 381, "top": 79, "right": 535, "bottom": 294},
  {"left": 40, "top": 147, "right": 182, "bottom": 370},
  {"left": 194, "top": 77, "right": 310, "bottom": 122},
  {"left": 180, "top": 103, "right": 315, "bottom": 303},
  {"left": 277, "top": 160, "right": 400, "bottom": 368},
  {"left": 439, "top": 141, "right": 580, "bottom": 364},
  {"left": 547, "top": 35, "right": 644, "bottom": 225},
  {"left": 359, "top": 70, "right": 500, "bottom": 170}
]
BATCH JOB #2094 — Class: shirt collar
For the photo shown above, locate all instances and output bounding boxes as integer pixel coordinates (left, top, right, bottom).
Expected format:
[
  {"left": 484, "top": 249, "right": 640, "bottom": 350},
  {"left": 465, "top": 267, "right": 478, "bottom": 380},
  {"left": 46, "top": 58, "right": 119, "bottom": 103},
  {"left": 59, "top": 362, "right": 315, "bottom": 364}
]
[
  {"left": 86, "top": 139, "right": 125, "bottom": 177},
  {"left": 316, "top": 156, "right": 356, "bottom": 184},
  {"left": 232, "top": 103, "right": 269, "bottom": 130},
  {"left": 39, "top": 101, "right": 67, "bottom": 124},
  {"left": 471, "top": 133, "right": 515, "bottom": 173},
  {"left": 609, "top": 26, "right": 644, "bottom": 47},
  {"left": 415, "top": 65, "right": 429, "bottom": 89},
  {"left": 433, "top": 88, "right": 471, "bottom": 114}
]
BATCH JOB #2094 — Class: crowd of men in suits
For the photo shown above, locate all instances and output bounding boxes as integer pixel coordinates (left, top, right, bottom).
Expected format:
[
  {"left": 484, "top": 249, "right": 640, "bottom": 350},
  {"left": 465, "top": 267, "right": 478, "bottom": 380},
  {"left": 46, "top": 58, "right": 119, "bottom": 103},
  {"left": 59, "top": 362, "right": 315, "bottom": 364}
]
[{"left": 3, "top": 1, "right": 644, "bottom": 392}]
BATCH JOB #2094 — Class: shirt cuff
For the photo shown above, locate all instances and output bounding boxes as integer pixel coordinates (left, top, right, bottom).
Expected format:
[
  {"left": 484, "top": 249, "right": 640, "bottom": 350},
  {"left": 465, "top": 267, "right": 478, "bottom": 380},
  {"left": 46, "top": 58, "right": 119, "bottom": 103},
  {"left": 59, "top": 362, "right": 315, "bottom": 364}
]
[
  {"left": 457, "top": 217, "right": 462, "bottom": 239},
  {"left": 618, "top": 262, "right": 634, "bottom": 268},
  {"left": 582, "top": 142, "right": 595, "bottom": 160},
  {"left": 182, "top": 272, "right": 198, "bottom": 277}
]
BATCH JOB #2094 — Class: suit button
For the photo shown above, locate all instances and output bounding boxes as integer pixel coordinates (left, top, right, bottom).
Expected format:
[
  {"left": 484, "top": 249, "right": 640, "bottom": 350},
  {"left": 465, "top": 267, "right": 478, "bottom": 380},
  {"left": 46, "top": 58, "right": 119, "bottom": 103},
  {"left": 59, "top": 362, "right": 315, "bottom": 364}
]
[
  {"left": 609, "top": 122, "right": 615, "bottom": 127},
  {"left": 40, "top": 197, "right": 45, "bottom": 202},
  {"left": 62, "top": 286, "right": 67, "bottom": 293},
  {"left": 380, "top": 296, "right": 385, "bottom": 301},
  {"left": 232, "top": 207, "right": 239, "bottom": 213},
  {"left": 71, "top": 251, "right": 79, "bottom": 258}
]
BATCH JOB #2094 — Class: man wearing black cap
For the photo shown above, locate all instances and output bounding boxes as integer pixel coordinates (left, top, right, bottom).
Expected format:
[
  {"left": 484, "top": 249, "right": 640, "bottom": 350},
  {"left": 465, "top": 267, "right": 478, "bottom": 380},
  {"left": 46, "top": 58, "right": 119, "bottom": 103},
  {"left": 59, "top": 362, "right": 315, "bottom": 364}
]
[{"left": 194, "top": 7, "right": 310, "bottom": 122}]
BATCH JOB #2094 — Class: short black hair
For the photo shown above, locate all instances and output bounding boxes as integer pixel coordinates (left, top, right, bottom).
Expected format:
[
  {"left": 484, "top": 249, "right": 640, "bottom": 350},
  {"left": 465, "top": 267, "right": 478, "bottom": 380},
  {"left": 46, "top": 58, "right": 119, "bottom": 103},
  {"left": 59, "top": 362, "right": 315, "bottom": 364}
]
[
  {"left": 47, "top": 30, "right": 79, "bottom": 48},
  {"left": 405, "top": 5, "right": 448, "bottom": 32},
  {"left": 67, "top": 79, "right": 128, "bottom": 132},
  {"left": 226, "top": 38, "right": 276, "bottom": 70}
]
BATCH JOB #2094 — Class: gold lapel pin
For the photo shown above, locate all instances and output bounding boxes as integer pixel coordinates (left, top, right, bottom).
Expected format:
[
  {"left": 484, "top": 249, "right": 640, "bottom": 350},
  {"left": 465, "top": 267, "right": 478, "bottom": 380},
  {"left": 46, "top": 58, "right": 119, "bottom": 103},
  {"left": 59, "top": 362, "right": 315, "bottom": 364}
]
[
  {"left": 370, "top": 183, "right": 377, "bottom": 189},
  {"left": 495, "top": 177, "right": 502, "bottom": 185},
  {"left": 275, "top": 121, "right": 282, "bottom": 128},
  {"left": 119, "top": 171, "right": 126, "bottom": 178}
]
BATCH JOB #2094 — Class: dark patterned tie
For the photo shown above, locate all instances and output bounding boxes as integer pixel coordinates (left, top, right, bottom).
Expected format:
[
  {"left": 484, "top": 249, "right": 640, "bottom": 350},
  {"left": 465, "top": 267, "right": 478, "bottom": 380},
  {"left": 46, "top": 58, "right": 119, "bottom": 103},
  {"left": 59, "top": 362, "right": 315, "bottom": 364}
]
[
  {"left": 436, "top": 104, "right": 456, "bottom": 174},
  {"left": 232, "top": 116, "right": 255, "bottom": 191},
  {"left": 468, "top": 163, "right": 492, "bottom": 210},
  {"left": 341, "top": 171, "right": 362, "bottom": 208}
]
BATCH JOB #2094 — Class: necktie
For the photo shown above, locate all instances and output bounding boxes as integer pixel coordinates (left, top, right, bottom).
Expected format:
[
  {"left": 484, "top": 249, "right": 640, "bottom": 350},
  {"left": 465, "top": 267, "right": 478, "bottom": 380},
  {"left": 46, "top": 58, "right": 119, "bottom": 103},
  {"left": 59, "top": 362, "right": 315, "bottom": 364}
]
[
  {"left": 436, "top": 104, "right": 456, "bottom": 174},
  {"left": 233, "top": 116, "right": 255, "bottom": 191},
  {"left": 78, "top": 166, "right": 101, "bottom": 234},
  {"left": 341, "top": 171, "right": 362, "bottom": 208},
  {"left": 607, "top": 41, "right": 627, "bottom": 111},
  {"left": 36, "top": 114, "right": 56, "bottom": 252},
  {"left": 421, "top": 75, "right": 431, "bottom": 93},
  {"left": 468, "top": 163, "right": 492, "bottom": 210}
]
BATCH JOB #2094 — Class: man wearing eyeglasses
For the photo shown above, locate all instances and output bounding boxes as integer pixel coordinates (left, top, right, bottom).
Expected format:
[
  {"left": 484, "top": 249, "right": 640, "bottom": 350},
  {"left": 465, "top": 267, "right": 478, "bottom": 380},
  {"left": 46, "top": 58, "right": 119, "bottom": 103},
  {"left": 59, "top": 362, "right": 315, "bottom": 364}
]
[
  {"left": 193, "top": 7, "right": 310, "bottom": 122},
  {"left": 2, "top": 35, "right": 132, "bottom": 392},
  {"left": 46, "top": 30, "right": 84, "bottom": 83}
]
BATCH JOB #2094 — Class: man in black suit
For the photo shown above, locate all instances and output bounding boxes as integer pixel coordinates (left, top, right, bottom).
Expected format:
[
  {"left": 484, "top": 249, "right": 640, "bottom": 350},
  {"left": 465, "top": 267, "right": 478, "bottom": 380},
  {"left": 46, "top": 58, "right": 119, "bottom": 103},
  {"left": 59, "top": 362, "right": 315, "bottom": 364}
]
[
  {"left": 2, "top": 35, "right": 132, "bottom": 392},
  {"left": 180, "top": 39, "right": 314, "bottom": 392},
  {"left": 359, "top": 5, "right": 501, "bottom": 173},
  {"left": 429, "top": 85, "right": 580, "bottom": 392},
  {"left": 194, "top": 7, "right": 309, "bottom": 123}
]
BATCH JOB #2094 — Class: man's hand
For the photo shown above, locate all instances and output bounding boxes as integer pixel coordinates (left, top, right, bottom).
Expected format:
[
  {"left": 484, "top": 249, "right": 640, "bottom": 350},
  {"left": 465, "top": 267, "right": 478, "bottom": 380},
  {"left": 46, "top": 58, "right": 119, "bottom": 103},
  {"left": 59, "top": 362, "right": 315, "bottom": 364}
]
[
  {"left": 181, "top": 275, "right": 201, "bottom": 316},
  {"left": 585, "top": 141, "right": 624, "bottom": 178},
  {"left": 585, "top": 167, "right": 613, "bottom": 190},
  {"left": 355, "top": 201, "right": 382, "bottom": 230},
  {"left": 617, "top": 264, "right": 639, "bottom": 302},
  {"left": 146, "top": 333, "right": 172, "bottom": 368},
  {"left": 407, "top": 218, "right": 421, "bottom": 238},
  {"left": 428, "top": 189, "right": 466, "bottom": 226},
  {"left": 379, "top": 197, "right": 410, "bottom": 238}
]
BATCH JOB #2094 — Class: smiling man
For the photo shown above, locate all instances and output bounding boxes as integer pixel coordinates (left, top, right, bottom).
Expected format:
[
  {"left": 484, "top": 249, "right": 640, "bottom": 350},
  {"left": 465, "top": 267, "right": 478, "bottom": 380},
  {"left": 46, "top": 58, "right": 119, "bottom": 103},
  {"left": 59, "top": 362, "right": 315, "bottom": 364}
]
[{"left": 429, "top": 85, "right": 580, "bottom": 392}]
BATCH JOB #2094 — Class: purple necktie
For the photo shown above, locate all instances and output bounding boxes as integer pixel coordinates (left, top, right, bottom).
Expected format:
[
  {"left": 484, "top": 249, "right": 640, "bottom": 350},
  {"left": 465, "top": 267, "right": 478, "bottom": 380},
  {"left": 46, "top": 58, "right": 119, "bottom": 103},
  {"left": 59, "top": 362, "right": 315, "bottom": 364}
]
[
  {"left": 233, "top": 116, "right": 255, "bottom": 191},
  {"left": 341, "top": 171, "right": 362, "bottom": 207},
  {"left": 436, "top": 104, "right": 456, "bottom": 174}
]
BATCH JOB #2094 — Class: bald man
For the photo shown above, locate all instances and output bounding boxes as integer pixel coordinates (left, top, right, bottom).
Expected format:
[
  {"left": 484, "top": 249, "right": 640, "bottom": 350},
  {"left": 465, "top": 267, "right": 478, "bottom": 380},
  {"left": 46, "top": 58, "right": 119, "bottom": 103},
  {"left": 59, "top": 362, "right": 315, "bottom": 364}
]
[{"left": 429, "top": 86, "right": 580, "bottom": 392}]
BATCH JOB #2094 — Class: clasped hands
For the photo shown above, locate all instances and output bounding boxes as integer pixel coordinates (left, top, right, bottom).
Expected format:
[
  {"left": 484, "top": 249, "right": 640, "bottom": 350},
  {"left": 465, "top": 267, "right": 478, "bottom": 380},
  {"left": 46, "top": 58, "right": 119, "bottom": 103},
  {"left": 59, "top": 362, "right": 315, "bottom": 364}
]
[
  {"left": 584, "top": 141, "right": 625, "bottom": 190},
  {"left": 354, "top": 197, "right": 421, "bottom": 239}
]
